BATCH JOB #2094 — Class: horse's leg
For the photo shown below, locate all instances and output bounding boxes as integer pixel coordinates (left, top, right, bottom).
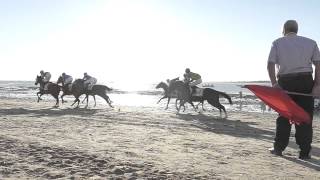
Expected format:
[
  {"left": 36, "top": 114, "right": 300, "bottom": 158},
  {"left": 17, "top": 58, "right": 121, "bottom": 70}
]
[
  {"left": 51, "top": 93, "right": 59, "bottom": 107},
  {"left": 99, "top": 94, "right": 113, "bottom": 108},
  {"left": 85, "top": 94, "right": 89, "bottom": 108},
  {"left": 77, "top": 98, "right": 80, "bottom": 108},
  {"left": 55, "top": 96, "right": 59, "bottom": 107},
  {"left": 165, "top": 97, "right": 170, "bottom": 110},
  {"left": 201, "top": 101, "right": 206, "bottom": 111},
  {"left": 175, "top": 99, "right": 180, "bottom": 110},
  {"left": 221, "top": 105, "right": 227, "bottom": 118},
  {"left": 105, "top": 95, "right": 113, "bottom": 108},
  {"left": 61, "top": 93, "right": 65, "bottom": 103},
  {"left": 157, "top": 96, "right": 166, "bottom": 104},
  {"left": 93, "top": 95, "right": 96, "bottom": 107},
  {"left": 177, "top": 99, "right": 185, "bottom": 113},
  {"left": 189, "top": 101, "right": 197, "bottom": 112},
  {"left": 195, "top": 102, "right": 201, "bottom": 109},
  {"left": 71, "top": 97, "right": 79, "bottom": 106},
  {"left": 82, "top": 96, "right": 87, "bottom": 104},
  {"left": 36, "top": 92, "right": 43, "bottom": 102},
  {"left": 213, "top": 103, "right": 227, "bottom": 118}
]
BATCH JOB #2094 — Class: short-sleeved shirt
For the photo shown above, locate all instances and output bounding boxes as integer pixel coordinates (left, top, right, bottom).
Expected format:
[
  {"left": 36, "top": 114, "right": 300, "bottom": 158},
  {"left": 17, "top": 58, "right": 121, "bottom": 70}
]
[
  {"left": 185, "top": 72, "right": 201, "bottom": 81},
  {"left": 268, "top": 33, "right": 320, "bottom": 75}
]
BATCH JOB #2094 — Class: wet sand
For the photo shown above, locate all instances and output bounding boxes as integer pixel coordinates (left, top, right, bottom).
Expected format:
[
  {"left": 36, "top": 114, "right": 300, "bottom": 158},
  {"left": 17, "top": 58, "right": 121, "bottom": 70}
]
[{"left": 0, "top": 98, "right": 319, "bottom": 179}]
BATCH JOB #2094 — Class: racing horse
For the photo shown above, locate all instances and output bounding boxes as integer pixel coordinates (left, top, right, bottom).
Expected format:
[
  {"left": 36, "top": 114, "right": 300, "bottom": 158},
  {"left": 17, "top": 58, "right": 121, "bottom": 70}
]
[
  {"left": 156, "top": 80, "right": 206, "bottom": 111},
  {"left": 169, "top": 80, "right": 233, "bottom": 117},
  {"left": 57, "top": 76, "right": 97, "bottom": 106},
  {"left": 35, "top": 75, "right": 60, "bottom": 107},
  {"left": 156, "top": 81, "right": 179, "bottom": 110},
  {"left": 71, "top": 79, "right": 113, "bottom": 108}
]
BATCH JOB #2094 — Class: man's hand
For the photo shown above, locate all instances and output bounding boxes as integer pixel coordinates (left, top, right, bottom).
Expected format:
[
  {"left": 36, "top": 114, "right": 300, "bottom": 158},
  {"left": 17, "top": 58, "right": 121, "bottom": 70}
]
[
  {"left": 312, "top": 85, "right": 320, "bottom": 98},
  {"left": 272, "top": 82, "right": 281, "bottom": 89}
]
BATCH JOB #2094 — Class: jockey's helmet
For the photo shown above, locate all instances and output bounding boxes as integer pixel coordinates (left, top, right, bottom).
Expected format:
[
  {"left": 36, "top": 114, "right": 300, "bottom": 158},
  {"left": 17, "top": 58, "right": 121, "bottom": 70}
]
[
  {"left": 185, "top": 68, "right": 190, "bottom": 73},
  {"left": 84, "top": 72, "right": 88, "bottom": 76},
  {"left": 40, "top": 70, "right": 44, "bottom": 74},
  {"left": 62, "top": 72, "right": 66, "bottom": 76}
]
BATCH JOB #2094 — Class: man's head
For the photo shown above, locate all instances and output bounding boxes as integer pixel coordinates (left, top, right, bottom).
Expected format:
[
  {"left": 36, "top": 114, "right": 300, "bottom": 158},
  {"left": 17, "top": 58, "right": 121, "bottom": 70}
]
[
  {"left": 40, "top": 70, "right": 44, "bottom": 75},
  {"left": 185, "top": 68, "right": 191, "bottom": 74},
  {"left": 84, "top": 72, "right": 88, "bottom": 76},
  {"left": 62, "top": 72, "right": 66, "bottom": 77},
  {"left": 283, "top": 20, "right": 298, "bottom": 35}
]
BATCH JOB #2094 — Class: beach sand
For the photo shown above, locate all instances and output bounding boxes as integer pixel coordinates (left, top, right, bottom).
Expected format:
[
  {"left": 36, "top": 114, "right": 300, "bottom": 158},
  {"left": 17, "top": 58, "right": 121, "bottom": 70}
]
[{"left": 0, "top": 98, "right": 319, "bottom": 179}]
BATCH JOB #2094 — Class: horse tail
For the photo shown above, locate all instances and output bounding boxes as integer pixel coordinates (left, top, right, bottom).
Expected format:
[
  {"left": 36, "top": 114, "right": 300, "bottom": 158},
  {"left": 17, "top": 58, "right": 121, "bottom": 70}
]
[
  {"left": 105, "top": 86, "right": 113, "bottom": 91},
  {"left": 219, "top": 91, "right": 233, "bottom": 105},
  {"left": 101, "top": 85, "right": 112, "bottom": 92}
]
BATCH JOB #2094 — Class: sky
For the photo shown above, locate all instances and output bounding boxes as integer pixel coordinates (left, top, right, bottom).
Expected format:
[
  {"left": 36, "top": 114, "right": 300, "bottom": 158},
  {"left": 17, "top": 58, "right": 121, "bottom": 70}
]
[{"left": 1, "top": 0, "right": 320, "bottom": 86}]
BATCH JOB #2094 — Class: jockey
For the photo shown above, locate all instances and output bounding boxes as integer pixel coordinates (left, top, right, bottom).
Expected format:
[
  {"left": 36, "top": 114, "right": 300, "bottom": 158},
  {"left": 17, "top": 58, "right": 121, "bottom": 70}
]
[
  {"left": 61, "top": 72, "right": 73, "bottom": 85},
  {"left": 83, "top": 72, "right": 97, "bottom": 91},
  {"left": 40, "top": 70, "right": 51, "bottom": 91},
  {"left": 183, "top": 68, "right": 202, "bottom": 94},
  {"left": 61, "top": 72, "right": 73, "bottom": 91}
]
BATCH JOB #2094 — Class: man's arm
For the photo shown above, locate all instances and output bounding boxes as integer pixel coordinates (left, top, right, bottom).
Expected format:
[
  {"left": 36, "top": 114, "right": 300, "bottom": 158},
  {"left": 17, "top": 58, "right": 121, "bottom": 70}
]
[{"left": 267, "top": 62, "right": 278, "bottom": 87}]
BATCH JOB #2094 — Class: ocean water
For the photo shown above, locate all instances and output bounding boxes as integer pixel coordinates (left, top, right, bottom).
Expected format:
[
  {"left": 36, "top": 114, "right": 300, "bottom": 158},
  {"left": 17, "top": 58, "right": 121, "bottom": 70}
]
[{"left": 0, "top": 80, "right": 273, "bottom": 113}]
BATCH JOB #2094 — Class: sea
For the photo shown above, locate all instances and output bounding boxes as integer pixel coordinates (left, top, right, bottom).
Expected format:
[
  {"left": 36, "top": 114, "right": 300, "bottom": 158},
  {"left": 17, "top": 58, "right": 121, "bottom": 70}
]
[{"left": 0, "top": 80, "right": 276, "bottom": 113}]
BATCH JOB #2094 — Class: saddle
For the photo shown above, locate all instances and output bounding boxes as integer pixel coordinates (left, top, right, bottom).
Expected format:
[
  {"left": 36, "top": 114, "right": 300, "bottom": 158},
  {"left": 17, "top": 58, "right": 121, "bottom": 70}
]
[{"left": 191, "top": 86, "right": 203, "bottom": 97}]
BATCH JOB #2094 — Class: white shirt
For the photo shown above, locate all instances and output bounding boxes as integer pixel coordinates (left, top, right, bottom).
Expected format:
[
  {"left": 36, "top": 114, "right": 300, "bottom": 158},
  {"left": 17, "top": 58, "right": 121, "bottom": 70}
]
[{"left": 268, "top": 33, "right": 320, "bottom": 75}]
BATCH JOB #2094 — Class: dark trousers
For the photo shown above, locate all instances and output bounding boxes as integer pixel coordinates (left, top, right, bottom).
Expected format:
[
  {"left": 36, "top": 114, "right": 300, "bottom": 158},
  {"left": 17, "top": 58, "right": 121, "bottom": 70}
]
[{"left": 275, "top": 74, "right": 314, "bottom": 155}]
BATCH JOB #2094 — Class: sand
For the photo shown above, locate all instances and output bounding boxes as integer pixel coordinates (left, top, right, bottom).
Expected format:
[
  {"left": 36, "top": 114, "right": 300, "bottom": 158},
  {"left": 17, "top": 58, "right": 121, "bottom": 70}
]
[{"left": 0, "top": 98, "right": 319, "bottom": 179}]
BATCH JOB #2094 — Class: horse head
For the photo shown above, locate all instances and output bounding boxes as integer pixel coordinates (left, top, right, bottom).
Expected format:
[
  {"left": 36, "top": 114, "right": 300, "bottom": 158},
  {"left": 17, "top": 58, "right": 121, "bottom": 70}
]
[
  {"left": 57, "top": 76, "right": 63, "bottom": 84},
  {"left": 156, "top": 82, "right": 167, "bottom": 89},
  {"left": 35, "top": 75, "right": 42, "bottom": 85}
]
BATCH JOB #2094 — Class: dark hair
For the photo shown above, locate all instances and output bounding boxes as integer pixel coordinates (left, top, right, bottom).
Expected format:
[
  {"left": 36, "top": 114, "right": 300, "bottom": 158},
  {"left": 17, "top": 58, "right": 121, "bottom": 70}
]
[{"left": 284, "top": 20, "right": 298, "bottom": 34}]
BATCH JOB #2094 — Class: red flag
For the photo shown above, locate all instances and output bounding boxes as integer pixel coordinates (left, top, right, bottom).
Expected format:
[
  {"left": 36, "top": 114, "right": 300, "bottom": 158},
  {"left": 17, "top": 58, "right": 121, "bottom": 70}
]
[{"left": 244, "top": 85, "right": 311, "bottom": 124}]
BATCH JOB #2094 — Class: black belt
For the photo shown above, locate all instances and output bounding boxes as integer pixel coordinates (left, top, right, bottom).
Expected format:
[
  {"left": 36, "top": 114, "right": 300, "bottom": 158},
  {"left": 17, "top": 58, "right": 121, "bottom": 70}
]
[{"left": 278, "top": 72, "right": 312, "bottom": 78}]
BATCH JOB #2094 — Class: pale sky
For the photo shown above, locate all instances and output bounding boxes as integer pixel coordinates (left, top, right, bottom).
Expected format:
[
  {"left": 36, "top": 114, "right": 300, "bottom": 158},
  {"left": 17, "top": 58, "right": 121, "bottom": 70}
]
[{"left": 1, "top": 0, "right": 320, "bottom": 86}]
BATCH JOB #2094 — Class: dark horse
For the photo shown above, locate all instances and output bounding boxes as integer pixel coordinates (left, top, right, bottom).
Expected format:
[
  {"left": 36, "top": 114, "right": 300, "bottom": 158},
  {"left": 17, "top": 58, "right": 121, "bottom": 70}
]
[
  {"left": 156, "top": 81, "right": 204, "bottom": 111},
  {"left": 71, "top": 79, "right": 113, "bottom": 108},
  {"left": 57, "top": 76, "right": 97, "bottom": 106},
  {"left": 169, "top": 80, "right": 233, "bottom": 117},
  {"left": 35, "top": 75, "right": 60, "bottom": 107}
]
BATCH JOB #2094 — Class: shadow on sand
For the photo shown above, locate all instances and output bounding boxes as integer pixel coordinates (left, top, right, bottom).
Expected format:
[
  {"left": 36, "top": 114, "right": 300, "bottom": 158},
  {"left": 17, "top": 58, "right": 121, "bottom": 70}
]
[
  {"left": 0, "top": 107, "right": 99, "bottom": 118},
  {"left": 175, "top": 113, "right": 320, "bottom": 170}
]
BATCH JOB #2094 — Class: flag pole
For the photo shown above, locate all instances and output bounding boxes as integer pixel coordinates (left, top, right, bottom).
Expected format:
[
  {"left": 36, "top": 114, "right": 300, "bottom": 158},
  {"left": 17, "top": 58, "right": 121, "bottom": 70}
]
[
  {"left": 285, "top": 91, "right": 318, "bottom": 97},
  {"left": 239, "top": 85, "right": 319, "bottom": 98}
]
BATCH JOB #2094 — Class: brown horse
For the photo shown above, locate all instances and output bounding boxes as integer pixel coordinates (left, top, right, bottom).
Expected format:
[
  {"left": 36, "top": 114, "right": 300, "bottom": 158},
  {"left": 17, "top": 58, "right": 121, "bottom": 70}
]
[
  {"left": 168, "top": 80, "right": 197, "bottom": 113},
  {"left": 156, "top": 81, "right": 178, "bottom": 110},
  {"left": 169, "top": 80, "right": 233, "bottom": 117},
  {"left": 156, "top": 81, "right": 205, "bottom": 111},
  {"left": 71, "top": 79, "right": 113, "bottom": 108},
  {"left": 35, "top": 75, "right": 60, "bottom": 107},
  {"left": 57, "top": 76, "right": 96, "bottom": 106}
]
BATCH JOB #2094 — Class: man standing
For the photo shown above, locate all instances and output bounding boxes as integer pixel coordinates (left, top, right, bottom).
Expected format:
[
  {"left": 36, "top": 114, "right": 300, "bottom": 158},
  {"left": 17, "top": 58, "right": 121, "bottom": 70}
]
[{"left": 267, "top": 20, "right": 320, "bottom": 159}]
